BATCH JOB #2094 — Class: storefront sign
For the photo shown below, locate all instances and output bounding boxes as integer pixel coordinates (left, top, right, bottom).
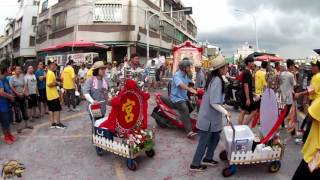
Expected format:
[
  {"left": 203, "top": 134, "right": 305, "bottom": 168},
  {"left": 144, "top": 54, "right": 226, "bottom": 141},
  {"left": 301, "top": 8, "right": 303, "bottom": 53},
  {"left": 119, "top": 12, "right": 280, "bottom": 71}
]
[{"left": 67, "top": 53, "right": 98, "bottom": 65}]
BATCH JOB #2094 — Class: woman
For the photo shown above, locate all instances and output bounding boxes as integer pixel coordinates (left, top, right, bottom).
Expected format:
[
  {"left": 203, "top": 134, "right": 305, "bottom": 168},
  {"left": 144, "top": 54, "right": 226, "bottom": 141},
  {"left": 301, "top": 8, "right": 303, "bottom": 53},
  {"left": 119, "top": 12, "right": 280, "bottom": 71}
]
[
  {"left": 9, "top": 66, "right": 33, "bottom": 133},
  {"left": 292, "top": 97, "right": 320, "bottom": 179},
  {"left": 83, "top": 61, "right": 109, "bottom": 116},
  {"left": 190, "top": 55, "right": 231, "bottom": 172}
]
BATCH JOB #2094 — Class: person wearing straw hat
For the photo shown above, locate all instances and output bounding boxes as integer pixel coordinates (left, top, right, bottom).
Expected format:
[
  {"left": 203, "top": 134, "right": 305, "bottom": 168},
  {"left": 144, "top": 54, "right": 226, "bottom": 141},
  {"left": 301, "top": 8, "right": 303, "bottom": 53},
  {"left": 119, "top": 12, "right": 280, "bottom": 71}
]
[
  {"left": 83, "top": 61, "right": 109, "bottom": 116},
  {"left": 190, "top": 55, "right": 231, "bottom": 172}
]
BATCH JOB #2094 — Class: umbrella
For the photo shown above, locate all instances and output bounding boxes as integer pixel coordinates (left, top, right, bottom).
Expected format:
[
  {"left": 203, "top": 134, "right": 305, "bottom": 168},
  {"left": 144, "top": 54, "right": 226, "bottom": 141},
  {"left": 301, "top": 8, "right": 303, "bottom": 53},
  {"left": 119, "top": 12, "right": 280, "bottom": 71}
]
[
  {"left": 255, "top": 55, "right": 283, "bottom": 62},
  {"left": 39, "top": 41, "right": 108, "bottom": 52}
]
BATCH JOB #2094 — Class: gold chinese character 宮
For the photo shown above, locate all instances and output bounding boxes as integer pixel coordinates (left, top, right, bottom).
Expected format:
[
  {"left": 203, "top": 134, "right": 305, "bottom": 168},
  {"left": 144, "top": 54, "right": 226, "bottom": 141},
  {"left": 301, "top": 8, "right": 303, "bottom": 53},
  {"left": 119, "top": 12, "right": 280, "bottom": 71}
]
[{"left": 122, "top": 99, "right": 136, "bottom": 123}]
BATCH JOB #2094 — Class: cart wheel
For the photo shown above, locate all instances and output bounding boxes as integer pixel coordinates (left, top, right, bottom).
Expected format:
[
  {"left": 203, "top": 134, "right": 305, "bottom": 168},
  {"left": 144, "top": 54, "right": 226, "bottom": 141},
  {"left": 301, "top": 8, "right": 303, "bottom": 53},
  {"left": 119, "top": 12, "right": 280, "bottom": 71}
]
[
  {"left": 127, "top": 159, "right": 138, "bottom": 171},
  {"left": 145, "top": 149, "right": 155, "bottom": 158},
  {"left": 268, "top": 161, "right": 281, "bottom": 173},
  {"left": 219, "top": 150, "right": 228, "bottom": 161},
  {"left": 222, "top": 165, "right": 237, "bottom": 177},
  {"left": 95, "top": 147, "right": 104, "bottom": 156}
]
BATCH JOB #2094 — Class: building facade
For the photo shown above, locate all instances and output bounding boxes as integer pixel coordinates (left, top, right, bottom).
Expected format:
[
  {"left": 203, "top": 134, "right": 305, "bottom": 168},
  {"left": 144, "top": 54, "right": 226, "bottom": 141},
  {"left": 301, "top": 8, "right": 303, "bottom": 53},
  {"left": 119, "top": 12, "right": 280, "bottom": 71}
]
[
  {"left": 234, "top": 42, "right": 254, "bottom": 61},
  {"left": 0, "top": 0, "right": 39, "bottom": 65},
  {"left": 36, "top": 0, "right": 197, "bottom": 63}
]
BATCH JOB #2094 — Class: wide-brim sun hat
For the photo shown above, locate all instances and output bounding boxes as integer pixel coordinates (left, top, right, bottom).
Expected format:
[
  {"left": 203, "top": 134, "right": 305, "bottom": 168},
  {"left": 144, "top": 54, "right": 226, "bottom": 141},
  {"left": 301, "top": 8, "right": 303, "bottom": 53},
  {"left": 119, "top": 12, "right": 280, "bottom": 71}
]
[
  {"left": 209, "top": 55, "right": 227, "bottom": 71},
  {"left": 92, "top": 61, "right": 107, "bottom": 69}
]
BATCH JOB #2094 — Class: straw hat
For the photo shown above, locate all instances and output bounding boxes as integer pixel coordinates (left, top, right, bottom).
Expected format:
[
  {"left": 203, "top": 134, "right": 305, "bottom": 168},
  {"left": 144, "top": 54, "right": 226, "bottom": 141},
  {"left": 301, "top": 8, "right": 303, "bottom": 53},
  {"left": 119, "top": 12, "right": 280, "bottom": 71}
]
[
  {"left": 209, "top": 55, "right": 227, "bottom": 71},
  {"left": 92, "top": 61, "right": 107, "bottom": 69}
]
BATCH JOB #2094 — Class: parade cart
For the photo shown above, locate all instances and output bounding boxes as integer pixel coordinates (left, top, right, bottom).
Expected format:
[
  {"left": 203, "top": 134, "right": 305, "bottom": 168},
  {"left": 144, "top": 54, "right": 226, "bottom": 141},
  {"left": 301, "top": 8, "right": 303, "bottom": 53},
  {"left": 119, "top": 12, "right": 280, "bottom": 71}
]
[
  {"left": 89, "top": 79, "right": 155, "bottom": 171},
  {"left": 220, "top": 89, "right": 287, "bottom": 177}
]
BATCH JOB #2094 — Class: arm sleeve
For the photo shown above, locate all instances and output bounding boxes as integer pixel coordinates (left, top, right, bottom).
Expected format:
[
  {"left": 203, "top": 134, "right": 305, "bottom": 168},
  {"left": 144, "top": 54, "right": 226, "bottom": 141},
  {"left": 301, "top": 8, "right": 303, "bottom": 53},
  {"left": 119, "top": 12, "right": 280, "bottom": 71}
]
[
  {"left": 173, "top": 76, "right": 184, "bottom": 87},
  {"left": 211, "top": 104, "right": 228, "bottom": 115},
  {"left": 84, "top": 93, "right": 94, "bottom": 104},
  {"left": 83, "top": 78, "right": 92, "bottom": 95},
  {"left": 209, "top": 78, "right": 223, "bottom": 104}
]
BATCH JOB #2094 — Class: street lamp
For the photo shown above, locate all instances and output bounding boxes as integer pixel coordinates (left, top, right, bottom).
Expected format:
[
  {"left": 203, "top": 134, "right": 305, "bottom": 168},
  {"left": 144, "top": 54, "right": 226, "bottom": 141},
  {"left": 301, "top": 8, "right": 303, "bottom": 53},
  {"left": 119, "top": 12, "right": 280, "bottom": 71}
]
[
  {"left": 146, "top": 7, "right": 192, "bottom": 61},
  {"left": 234, "top": 9, "right": 259, "bottom": 51}
]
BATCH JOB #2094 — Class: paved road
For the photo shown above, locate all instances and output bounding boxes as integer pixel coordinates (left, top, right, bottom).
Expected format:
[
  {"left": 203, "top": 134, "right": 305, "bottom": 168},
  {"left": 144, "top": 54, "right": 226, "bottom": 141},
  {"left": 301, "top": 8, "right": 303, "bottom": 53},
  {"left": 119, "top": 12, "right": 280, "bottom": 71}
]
[{"left": 0, "top": 91, "right": 302, "bottom": 180}]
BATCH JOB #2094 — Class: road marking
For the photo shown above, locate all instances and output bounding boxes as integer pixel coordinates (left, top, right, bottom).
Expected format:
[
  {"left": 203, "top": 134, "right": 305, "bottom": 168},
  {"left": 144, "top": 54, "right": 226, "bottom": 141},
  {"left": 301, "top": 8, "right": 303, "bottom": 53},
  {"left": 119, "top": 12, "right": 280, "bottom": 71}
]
[{"left": 114, "top": 161, "right": 126, "bottom": 180}]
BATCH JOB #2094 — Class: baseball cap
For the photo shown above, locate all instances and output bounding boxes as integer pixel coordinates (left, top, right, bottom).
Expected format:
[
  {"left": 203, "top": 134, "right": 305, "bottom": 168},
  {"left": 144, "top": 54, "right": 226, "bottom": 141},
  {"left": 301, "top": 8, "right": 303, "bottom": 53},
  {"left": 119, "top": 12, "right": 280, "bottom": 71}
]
[
  {"left": 47, "top": 58, "right": 57, "bottom": 66},
  {"left": 311, "top": 59, "right": 320, "bottom": 68}
]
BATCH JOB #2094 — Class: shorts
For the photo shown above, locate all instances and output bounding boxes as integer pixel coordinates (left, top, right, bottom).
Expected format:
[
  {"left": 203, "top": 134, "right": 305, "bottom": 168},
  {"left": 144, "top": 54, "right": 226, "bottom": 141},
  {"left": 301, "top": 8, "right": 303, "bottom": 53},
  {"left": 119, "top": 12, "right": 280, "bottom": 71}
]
[
  {"left": 28, "top": 94, "right": 38, "bottom": 108},
  {"left": 38, "top": 88, "right": 47, "bottom": 102},
  {"left": 240, "top": 98, "right": 260, "bottom": 113},
  {"left": 148, "top": 76, "right": 156, "bottom": 84},
  {"left": 0, "top": 112, "right": 12, "bottom": 130},
  {"left": 47, "top": 98, "right": 62, "bottom": 112}
]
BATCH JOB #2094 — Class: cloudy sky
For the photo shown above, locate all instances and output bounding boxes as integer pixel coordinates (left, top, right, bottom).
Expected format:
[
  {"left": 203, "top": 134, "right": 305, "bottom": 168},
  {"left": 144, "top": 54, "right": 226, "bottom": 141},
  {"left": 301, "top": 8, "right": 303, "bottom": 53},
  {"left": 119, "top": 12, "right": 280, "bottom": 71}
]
[
  {"left": 0, "top": 0, "right": 319, "bottom": 58},
  {"left": 183, "top": 0, "right": 320, "bottom": 58}
]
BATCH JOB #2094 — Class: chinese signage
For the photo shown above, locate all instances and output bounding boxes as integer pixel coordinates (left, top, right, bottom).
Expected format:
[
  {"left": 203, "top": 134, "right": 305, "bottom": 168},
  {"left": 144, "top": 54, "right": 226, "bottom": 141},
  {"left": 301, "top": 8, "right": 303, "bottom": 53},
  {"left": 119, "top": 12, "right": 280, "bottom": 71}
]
[
  {"left": 67, "top": 53, "right": 99, "bottom": 66},
  {"left": 117, "top": 91, "right": 141, "bottom": 130}
]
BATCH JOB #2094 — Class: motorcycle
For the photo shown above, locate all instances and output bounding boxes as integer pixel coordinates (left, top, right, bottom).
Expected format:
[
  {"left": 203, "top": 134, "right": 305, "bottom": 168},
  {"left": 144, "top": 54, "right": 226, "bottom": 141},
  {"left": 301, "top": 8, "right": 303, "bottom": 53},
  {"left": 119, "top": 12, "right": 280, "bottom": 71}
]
[
  {"left": 151, "top": 88, "right": 204, "bottom": 130},
  {"left": 224, "top": 77, "right": 241, "bottom": 110}
]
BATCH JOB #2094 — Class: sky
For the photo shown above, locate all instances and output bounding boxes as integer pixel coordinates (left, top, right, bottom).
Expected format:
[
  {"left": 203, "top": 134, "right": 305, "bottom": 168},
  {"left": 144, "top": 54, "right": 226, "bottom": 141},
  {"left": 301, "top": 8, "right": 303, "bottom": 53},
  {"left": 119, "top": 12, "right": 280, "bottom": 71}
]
[
  {"left": 182, "top": 0, "right": 320, "bottom": 58},
  {"left": 0, "top": 0, "right": 319, "bottom": 58}
]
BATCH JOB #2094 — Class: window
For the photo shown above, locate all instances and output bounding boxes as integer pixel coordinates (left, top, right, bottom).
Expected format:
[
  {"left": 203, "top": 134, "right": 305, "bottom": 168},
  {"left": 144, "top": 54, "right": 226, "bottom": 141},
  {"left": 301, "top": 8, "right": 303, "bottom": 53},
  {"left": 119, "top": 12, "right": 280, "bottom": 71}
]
[
  {"left": 164, "top": 1, "right": 171, "bottom": 12},
  {"left": 16, "top": 18, "right": 23, "bottom": 29},
  {"left": 29, "top": 36, "right": 35, "bottom": 46},
  {"left": 147, "top": 12, "right": 160, "bottom": 30},
  {"left": 161, "top": 21, "right": 174, "bottom": 38},
  {"left": 52, "top": 11, "right": 67, "bottom": 31},
  {"left": 32, "top": 16, "right": 37, "bottom": 26},
  {"left": 41, "top": 0, "right": 48, "bottom": 12},
  {"left": 93, "top": 4, "right": 122, "bottom": 22},
  {"left": 37, "top": 20, "right": 48, "bottom": 37}
]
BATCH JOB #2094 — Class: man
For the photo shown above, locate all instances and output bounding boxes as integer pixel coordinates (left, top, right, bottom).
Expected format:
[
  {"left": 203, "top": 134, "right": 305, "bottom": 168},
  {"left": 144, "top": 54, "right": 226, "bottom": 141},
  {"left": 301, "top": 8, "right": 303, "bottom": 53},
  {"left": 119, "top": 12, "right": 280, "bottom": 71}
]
[
  {"left": 46, "top": 59, "right": 67, "bottom": 129},
  {"left": 170, "top": 58, "right": 198, "bottom": 138},
  {"left": 295, "top": 59, "right": 320, "bottom": 143},
  {"left": 255, "top": 61, "right": 268, "bottom": 97},
  {"left": 24, "top": 66, "right": 40, "bottom": 121},
  {"left": 78, "top": 63, "right": 88, "bottom": 79},
  {"left": 148, "top": 60, "right": 157, "bottom": 90},
  {"left": 279, "top": 59, "right": 297, "bottom": 128},
  {"left": 195, "top": 63, "right": 206, "bottom": 88},
  {"left": 239, "top": 57, "right": 259, "bottom": 125},
  {"left": 35, "top": 61, "right": 48, "bottom": 116},
  {"left": 0, "top": 65, "right": 16, "bottom": 144},
  {"left": 124, "top": 54, "right": 144, "bottom": 80},
  {"left": 61, "top": 60, "right": 78, "bottom": 112},
  {"left": 10, "top": 66, "right": 32, "bottom": 133}
]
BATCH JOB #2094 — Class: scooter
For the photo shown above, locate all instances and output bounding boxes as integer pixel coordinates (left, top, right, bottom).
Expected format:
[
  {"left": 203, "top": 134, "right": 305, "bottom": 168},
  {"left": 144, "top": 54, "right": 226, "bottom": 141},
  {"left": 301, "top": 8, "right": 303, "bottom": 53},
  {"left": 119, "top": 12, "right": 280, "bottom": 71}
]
[
  {"left": 224, "top": 77, "right": 241, "bottom": 110},
  {"left": 151, "top": 88, "right": 204, "bottom": 130}
]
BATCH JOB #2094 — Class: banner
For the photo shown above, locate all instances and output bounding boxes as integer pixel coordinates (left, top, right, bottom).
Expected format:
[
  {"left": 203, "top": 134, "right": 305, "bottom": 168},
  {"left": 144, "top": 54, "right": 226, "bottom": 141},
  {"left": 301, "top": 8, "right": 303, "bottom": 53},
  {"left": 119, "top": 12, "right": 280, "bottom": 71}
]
[{"left": 67, "top": 53, "right": 98, "bottom": 65}]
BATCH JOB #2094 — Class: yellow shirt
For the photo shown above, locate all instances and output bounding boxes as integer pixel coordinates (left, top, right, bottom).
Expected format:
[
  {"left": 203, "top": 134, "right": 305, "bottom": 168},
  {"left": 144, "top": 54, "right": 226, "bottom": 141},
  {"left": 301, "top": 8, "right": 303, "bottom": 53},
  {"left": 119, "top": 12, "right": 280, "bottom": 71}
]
[
  {"left": 302, "top": 98, "right": 320, "bottom": 167},
  {"left": 46, "top": 70, "right": 59, "bottom": 101},
  {"left": 85, "top": 68, "right": 93, "bottom": 80},
  {"left": 62, "top": 66, "right": 76, "bottom": 90},
  {"left": 309, "top": 73, "right": 320, "bottom": 100},
  {"left": 255, "top": 69, "right": 267, "bottom": 96}
]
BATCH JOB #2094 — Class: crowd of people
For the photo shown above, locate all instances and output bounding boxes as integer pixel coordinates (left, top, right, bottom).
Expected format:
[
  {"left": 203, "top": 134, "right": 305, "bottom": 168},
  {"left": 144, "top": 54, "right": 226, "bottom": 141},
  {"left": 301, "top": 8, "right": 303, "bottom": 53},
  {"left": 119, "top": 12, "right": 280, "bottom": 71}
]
[{"left": 1, "top": 52, "right": 319, "bottom": 178}]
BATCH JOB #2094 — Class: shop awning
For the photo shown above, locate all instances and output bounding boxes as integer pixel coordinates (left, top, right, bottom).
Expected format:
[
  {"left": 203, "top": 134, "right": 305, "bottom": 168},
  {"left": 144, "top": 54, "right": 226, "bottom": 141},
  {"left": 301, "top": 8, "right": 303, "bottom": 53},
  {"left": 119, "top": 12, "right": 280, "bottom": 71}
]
[{"left": 39, "top": 41, "right": 109, "bottom": 52}]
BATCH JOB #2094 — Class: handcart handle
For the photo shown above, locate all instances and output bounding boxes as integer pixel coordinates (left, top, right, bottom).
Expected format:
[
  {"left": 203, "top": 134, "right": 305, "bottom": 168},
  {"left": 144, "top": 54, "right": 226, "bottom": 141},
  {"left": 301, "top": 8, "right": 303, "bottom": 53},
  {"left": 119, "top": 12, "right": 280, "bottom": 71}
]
[{"left": 226, "top": 116, "right": 236, "bottom": 155}]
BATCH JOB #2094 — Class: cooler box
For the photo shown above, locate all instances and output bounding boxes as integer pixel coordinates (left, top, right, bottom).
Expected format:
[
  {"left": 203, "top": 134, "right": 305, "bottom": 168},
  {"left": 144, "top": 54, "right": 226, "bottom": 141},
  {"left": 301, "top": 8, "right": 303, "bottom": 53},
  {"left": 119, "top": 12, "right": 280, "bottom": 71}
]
[{"left": 223, "top": 125, "right": 255, "bottom": 155}]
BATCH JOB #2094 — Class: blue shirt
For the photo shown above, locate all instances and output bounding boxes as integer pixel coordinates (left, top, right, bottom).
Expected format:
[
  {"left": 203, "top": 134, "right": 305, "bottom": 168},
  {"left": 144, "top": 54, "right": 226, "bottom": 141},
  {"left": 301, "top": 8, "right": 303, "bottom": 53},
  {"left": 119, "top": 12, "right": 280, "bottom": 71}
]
[
  {"left": 197, "top": 77, "right": 225, "bottom": 132},
  {"left": 35, "top": 69, "right": 46, "bottom": 89},
  {"left": 170, "top": 70, "right": 191, "bottom": 103},
  {"left": 0, "top": 77, "right": 11, "bottom": 112}
]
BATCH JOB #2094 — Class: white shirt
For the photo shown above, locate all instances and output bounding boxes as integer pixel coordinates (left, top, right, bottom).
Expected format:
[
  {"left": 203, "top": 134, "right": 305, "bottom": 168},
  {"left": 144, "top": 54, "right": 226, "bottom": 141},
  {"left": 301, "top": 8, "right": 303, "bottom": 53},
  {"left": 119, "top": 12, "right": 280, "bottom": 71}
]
[{"left": 78, "top": 68, "right": 88, "bottom": 78}]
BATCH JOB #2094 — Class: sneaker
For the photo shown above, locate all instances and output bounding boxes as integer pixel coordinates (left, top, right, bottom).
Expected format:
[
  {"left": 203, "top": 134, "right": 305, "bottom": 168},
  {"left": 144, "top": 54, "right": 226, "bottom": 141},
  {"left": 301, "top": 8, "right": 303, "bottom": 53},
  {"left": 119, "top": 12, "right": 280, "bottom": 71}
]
[
  {"left": 187, "top": 131, "right": 198, "bottom": 138},
  {"left": 202, "top": 159, "right": 218, "bottom": 166},
  {"left": 8, "top": 134, "right": 17, "bottom": 142},
  {"left": 50, "top": 123, "right": 57, "bottom": 129},
  {"left": 295, "top": 138, "right": 303, "bottom": 145},
  {"left": 56, "top": 123, "right": 67, "bottom": 129},
  {"left": 4, "top": 135, "right": 13, "bottom": 145},
  {"left": 189, "top": 165, "right": 207, "bottom": 172}
]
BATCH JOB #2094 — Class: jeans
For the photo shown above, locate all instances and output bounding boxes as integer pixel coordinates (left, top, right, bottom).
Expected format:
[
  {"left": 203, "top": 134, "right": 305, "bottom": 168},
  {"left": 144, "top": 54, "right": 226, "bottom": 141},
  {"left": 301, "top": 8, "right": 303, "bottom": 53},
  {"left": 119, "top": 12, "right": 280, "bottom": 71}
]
[
  {"left": 292, "top": 160, "right": 320, "bottom": 180},
  {"left": 14, "top": 96, "right": 28, "bottom": 123},
  {"left": 191, "top": 130, "right": 221, "bottom": 166},
  {"left": 173, "top": 101, "right": 192, "bottom": 133},
  {"left": 65, "top": 89, "right": 76, "bottom": 109}
]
